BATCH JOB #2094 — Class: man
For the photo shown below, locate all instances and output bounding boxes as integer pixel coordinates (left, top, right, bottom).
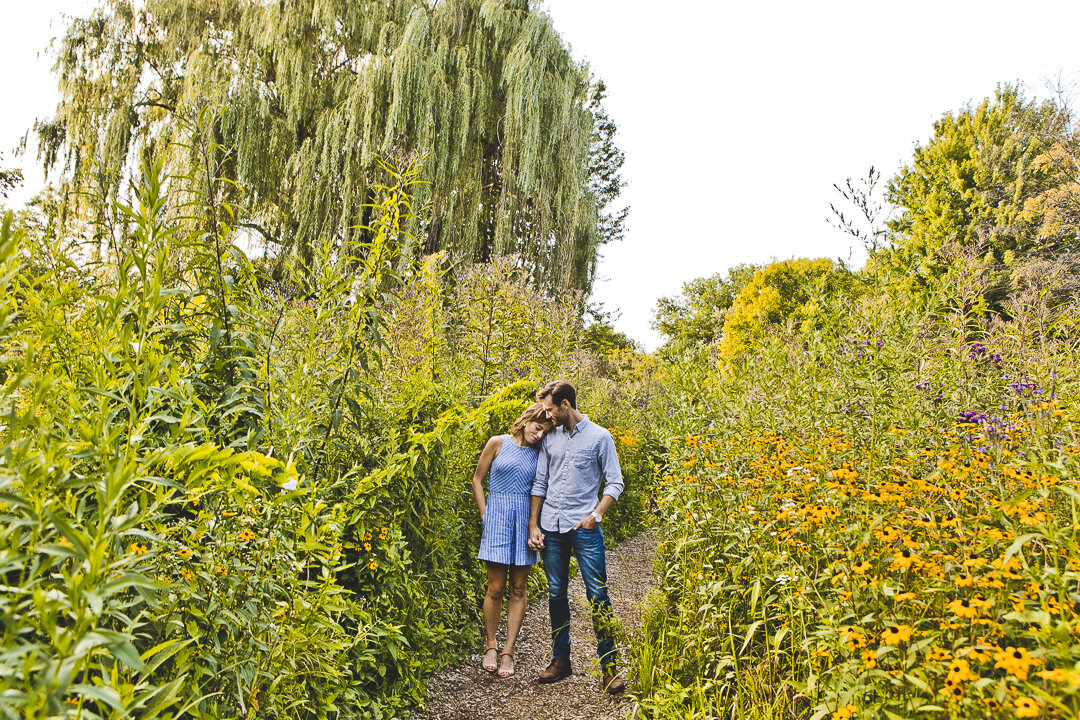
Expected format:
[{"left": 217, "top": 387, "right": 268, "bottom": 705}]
[{"left": 528, "top": 380, "right": 626, "bottom": 694}]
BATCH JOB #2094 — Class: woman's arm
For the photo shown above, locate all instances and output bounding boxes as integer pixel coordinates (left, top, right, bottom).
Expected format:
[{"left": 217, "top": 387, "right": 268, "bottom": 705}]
[{"left": 471, "top": 436, "right": 502, "bottom": 517}]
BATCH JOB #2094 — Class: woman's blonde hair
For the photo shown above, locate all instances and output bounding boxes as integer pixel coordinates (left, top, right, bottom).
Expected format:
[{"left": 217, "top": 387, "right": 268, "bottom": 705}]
[{"left": 509, "top": 402, "right": 553, "bottom": 443}]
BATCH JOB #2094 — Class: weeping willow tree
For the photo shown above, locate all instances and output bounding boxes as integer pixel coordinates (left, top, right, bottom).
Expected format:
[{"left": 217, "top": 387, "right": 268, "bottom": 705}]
[{"left": 40, "top": 0, "right": 624, "bottom": 293}]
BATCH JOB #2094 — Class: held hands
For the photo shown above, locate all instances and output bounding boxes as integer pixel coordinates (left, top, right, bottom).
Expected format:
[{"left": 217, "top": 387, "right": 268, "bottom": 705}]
[{"left": 528, "top": 526, "right": 545, "bottom": 551}]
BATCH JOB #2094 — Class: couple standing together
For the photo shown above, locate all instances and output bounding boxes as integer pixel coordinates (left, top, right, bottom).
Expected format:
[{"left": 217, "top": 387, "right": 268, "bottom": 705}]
[{"left": 470, "top": 380, "right": 626, "bottom": 695}]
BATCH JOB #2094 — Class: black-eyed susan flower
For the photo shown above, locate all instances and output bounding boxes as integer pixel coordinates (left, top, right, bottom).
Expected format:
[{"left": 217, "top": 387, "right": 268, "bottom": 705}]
[
  {"left": 852, "top": 561, "right": 871, "bottom": 575},
  {"left": 881, "top": 625, "right": 912, "bottom": 645},
  {"left": 993, "top": 646, "right": 1039, "bottom": 680},
  {"left": 938, "top": 677, "right": 965, "bottom": 700},
  {"left": 176, "top": 546, "right": 193, "bottom": 559},
  {"left": 892, "top": 549, "right": 918, "bottom": 570},
  {"left": 238, "top": 528, "right": 256, "bottom": 542},
  {"left": 948, "top": 598, "right": 978, "bottom": 618},
  {"left": 842, "top": 628, "right": 868, "bottom": 651},
  {"left": 946, "top": 658, "right": 978, "bottom": 683},
  {"left": 876, "top": 526, "right": 901, "bottom": 543},
  {"left": 832, "top": 704, "right": 857, "bottom": 720},
  {"left": 1013, "top": 696, "right": 1040, "bottom": 718},
  {"left": 925, "top": 647, "right": 952, "bottom": 662},
  {"left": 1036, "top": 668, "right": 1066, "bottom": 682}
]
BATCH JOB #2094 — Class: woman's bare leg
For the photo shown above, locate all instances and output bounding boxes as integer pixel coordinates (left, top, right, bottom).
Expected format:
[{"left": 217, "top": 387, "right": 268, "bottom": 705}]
[
  {"left": 499, "top": 565, "right": 531, "bottom": 675},
  {"left": 483, "top": 562, "right": 508, "bottom": 669}
]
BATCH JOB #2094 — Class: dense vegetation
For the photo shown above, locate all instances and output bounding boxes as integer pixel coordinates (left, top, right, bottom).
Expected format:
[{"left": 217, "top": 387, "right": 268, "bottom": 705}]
[
  {"left": 4, "top": 2, "right": 650, "bottom": 715},
  {"left": 7, "top": 0, "right": 1080, "bottom": 716},
  {"left": 634, "top": 85, "right": 1080, "bottom": 719},
  {"left": 0, "top": 143, "right": 656, "bottom": 718}
]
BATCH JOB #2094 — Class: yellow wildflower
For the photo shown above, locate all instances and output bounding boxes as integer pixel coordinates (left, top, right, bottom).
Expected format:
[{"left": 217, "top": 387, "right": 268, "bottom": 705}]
[
  {"left": 881, "top": 625, "right": 912, "bottom": 645},
  {"left": 1013, "top": 697, "right": 1040, "bottom": 718}
]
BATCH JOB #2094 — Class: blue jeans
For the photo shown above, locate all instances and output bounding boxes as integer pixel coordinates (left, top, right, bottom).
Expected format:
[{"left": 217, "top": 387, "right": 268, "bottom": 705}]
[{"left": 542, "top": 526, "right": 617, "bottom": 668}]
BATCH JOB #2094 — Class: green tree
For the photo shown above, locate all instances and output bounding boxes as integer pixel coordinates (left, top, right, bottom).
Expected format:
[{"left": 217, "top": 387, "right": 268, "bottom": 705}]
[
  {"left": 41, "top": 0, "right": 623, "bottom": 293},
  {"left": 718, "top": 258, "right": 857, "bottom": 364},
  {"left": 587, "top": 80, "right": 628, "bottom": 248},
  {"left": 581, "top": 320, "right": 639, "bottom": 354},
  {"left": 0, "top": 153, "right": 21, "bottom": 201},
  {"left": 652, "top": 264, "right": 758, "bottom": 348},
  {"left": 885, "top": 84, "right": 1067, "bottom": 282}
]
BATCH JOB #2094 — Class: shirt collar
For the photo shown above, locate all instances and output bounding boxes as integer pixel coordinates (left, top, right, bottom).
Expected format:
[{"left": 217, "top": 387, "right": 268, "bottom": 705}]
[{"left": 569, "top": 415, "right": 591, "bottom": 437}]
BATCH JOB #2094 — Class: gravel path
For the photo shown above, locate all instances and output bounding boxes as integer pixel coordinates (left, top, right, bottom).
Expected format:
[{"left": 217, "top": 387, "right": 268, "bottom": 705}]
[{"left": 411, "top": 532, "right": 658, "bottom": 720}]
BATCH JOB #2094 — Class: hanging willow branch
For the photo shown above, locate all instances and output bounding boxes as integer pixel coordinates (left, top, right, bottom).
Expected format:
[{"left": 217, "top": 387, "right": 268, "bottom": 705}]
[{"left": 40, "top": 0, "right": 625, "bottom": 296}]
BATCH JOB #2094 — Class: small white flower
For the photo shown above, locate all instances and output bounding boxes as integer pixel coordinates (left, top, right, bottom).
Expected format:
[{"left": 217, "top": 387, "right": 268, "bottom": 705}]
[{"left": 281, "top": 478, "right": 298, "bottom": 492}]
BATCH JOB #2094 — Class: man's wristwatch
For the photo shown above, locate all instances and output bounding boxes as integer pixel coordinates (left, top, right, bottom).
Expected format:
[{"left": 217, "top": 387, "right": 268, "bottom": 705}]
[{"left": 591, "top": 512, "right": 603, "bottom": 524}]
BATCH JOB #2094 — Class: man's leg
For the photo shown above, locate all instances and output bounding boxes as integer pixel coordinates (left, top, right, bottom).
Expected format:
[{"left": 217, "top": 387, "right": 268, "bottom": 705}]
[
  {"left": 541, "top": 530, "right": 573, "bottom": 661},
  {"left": 571, "top": 525, "right": 617, "bottom": 669}
]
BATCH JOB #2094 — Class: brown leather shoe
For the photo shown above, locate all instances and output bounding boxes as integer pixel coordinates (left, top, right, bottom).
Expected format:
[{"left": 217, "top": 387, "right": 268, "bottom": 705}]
[
  {"left": 538, "top": 658, "right": 572, "bottom": 684},
  {"left": 602, "top": 667, "right": 626, "bottom": 694}
]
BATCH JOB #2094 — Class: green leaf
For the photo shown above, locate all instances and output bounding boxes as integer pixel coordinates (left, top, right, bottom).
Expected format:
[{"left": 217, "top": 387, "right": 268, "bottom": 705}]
[
  {"left": 43, "top": 508, "right": 91, "bottom": 559},
  {"left": 71, "top": 683, "right": 123, "bottom": 711},
  {"left": 1002, "top": 532, "right": 1040, "bottom": 566},
  {"left": 740, "top": 620, "right": 763, "bottom": 654},
  {"left": 140, "top": 637, "right": 194, "bottom": 674}
]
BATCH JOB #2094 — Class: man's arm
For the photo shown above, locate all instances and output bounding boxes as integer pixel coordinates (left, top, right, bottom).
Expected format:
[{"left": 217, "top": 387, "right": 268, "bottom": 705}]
[
  {"left": 597, "top": 432, "right": 624, "bottom": 500},
  {"left": 574, "top": 433, "right": 624, "bottom": 530},
  {"left": 574, "top": 493, "right": 616, "bottom": 530}
]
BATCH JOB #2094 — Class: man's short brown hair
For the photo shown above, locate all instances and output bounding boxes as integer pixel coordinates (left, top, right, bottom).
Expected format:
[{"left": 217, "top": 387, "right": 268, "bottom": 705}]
[{"left": 537, "top": 380, "right": 577, "bottom": 409}]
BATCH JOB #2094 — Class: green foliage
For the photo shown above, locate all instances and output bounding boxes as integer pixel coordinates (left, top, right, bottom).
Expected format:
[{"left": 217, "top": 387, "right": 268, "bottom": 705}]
[
  {"left": 42, "top": 0, "right": 624, "bottom": 294},
  {"left": 2, "top": 111, "right": 656, "bottom": 716},
  {"left": 884, "top": 84, "right": 1069, "bottom": 283},
  {"left": 718, "top": 258, "right": 859, "bottom": 364},
  {"left": 587, "top": 80, "right": 628, "bottom": 248},
  {"left": 581, "top": 317, "right": 640, "bottom": 355},
  {"left": 653, "top": 264, "right": 758, "bottom": 350},
  {"left": 0, "top": 152, "right": 22, "bottom": 201},
  {"left": 636, "top": 230, "right": 1080, "bottom": 718}
]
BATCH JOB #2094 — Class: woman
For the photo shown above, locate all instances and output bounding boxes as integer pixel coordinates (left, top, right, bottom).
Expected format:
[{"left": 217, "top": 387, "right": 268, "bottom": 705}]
[{"left": 471, "top": 402, "right": 553, "bottom": 678}]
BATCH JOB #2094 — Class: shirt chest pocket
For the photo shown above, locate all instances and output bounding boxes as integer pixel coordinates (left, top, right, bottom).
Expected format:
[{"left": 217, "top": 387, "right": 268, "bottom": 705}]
[{"left": 571, "top": 450, "right": 595, "bottom": 470}]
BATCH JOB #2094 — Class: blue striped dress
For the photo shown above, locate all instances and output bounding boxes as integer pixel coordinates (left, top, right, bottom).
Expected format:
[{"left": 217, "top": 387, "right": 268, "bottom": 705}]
[{"left": 478, "top": 435, "right": 539, "bottom": 566}]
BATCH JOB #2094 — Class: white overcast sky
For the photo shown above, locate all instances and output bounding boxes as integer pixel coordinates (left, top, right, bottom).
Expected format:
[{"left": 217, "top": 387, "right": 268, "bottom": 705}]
[{"left": 4, "top": 1, "right": 1080, "bottom": 349}]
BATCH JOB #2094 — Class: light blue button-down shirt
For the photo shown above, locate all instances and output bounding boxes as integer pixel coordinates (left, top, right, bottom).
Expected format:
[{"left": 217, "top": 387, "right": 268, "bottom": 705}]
[{"left": 531, "top": 416, "right": 624, "bottom": 533}]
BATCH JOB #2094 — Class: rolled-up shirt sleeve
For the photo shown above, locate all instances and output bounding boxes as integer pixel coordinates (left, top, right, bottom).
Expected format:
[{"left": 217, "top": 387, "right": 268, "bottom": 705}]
[
  {"left": 599, "top": 432, "right": 624, "bottom": 500},
  {"left": 532, "top": 437, "right": 549, "bottom": 497}
]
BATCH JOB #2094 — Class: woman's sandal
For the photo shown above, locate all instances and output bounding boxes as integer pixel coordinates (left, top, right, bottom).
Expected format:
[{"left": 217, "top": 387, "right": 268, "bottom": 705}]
[
  {"left": 497, "top": 652, "right": 515, "bottom": 678},
  {"left": 482, "top": 645, "right": 498, "bottom": 673}
]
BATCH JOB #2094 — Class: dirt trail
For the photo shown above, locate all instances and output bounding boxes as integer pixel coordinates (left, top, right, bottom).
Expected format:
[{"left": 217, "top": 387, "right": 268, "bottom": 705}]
[{"left": 411, "top": 532, "right": 658, "bottom": 720}]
